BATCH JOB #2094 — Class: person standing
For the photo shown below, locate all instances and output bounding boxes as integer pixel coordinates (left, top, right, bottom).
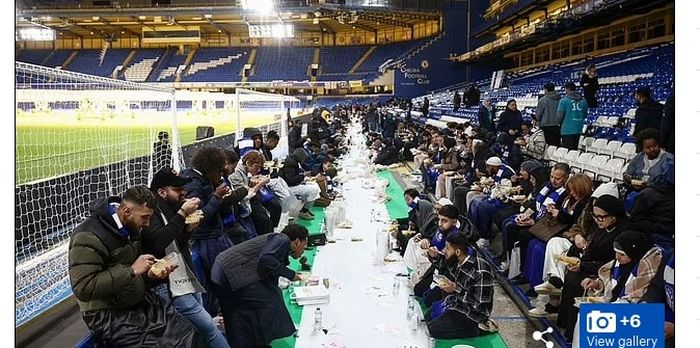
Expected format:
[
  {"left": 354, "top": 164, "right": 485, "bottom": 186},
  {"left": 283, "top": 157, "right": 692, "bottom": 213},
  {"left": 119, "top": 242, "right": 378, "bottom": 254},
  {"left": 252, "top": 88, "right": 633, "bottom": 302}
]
[
  {"left": 634, "top": 86, "right": 664, "bottom": 136},
  {"left": 497, "top": 99, "right": 523, "bottom": 147},
  {"left": 453, "top": 91, "right": 462, "bottom": 112},
  {"left": 477, "top": 98, "right": 496, "bottom": 134},
  {"left": 580, "top": 65, "right": 599, "bottom": 108},
  {"left": 153, "top": 131, "right": 172, "bottom": 173},
  {"left": 68, "top": 186, "right": 198, "bottom": 346},
  {"left": 535, "top": 83, "right": 562, "bottom": 146},
  {"left": 421, "top": 97, "right": 430, "bottom": 118},
  {"left": 558, "top": 82, "right": 588, "bottom": 150},
  {"left": 210, "top": 224, "right": 309, "bottom": 348}
]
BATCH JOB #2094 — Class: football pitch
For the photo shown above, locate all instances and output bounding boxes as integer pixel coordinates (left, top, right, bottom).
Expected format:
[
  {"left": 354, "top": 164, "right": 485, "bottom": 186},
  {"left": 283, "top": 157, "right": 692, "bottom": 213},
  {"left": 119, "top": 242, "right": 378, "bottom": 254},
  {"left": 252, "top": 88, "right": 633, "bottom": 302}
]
[{"left": 16, "top": 109, "right": 283, "bottom": 185}]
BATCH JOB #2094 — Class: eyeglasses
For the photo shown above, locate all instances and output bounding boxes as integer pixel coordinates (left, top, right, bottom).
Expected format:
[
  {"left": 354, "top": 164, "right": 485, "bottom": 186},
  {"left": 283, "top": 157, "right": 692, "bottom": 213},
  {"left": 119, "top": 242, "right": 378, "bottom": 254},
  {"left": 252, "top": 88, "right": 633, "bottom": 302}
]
[{"left": 593, "top": 213, "right": 611, "bottom": 222}]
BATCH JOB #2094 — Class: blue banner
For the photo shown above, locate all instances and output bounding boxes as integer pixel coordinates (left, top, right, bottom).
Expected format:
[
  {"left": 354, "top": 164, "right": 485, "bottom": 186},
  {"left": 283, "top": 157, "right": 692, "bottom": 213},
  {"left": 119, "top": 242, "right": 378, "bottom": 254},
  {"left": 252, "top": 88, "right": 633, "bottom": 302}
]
[{"left": 579, "top": 303, "right": 665, "bottom": 348}]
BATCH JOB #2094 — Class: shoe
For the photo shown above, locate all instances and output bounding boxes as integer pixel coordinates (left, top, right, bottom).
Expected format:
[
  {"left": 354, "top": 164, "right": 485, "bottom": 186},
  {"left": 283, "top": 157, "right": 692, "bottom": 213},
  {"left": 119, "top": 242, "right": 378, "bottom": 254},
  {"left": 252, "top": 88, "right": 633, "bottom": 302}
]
[
  {"left": 476, "top": 238, "right": 490, "bottom": 249},
  {"left": 534, "top": 281, "right": 562, "bottom": 296},
  {"left": 298, "top": 211, "right": 314, "bottom": 220},
  {"left": 528, "top": 303, "right": 559, "bottom": 318},
  {"left": 509, "top": 274, "right": 527, "bottom": 285},
  {"left": 314, "top": 198, "right": 331, "bottom": 207},
  {"left": 524, "top": 287, "right": 538, "bottom": 298}
]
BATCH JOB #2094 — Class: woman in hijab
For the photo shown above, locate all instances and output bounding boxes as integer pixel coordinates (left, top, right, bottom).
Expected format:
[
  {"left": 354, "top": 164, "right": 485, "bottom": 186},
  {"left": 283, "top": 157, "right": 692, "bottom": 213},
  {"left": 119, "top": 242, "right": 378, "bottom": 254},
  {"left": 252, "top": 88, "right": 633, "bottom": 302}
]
[
  {"left": 582, "top": 230, "right": 663, "bottom": 303},
  {"left": 552, "top": 195, "right": 630, "bottom": 342}
]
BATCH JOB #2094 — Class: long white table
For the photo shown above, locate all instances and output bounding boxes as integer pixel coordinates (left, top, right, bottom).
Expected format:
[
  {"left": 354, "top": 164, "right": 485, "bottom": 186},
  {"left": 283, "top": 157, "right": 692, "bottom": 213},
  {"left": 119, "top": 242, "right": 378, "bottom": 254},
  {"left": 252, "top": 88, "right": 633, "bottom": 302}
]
[{"left": 292, "top": 127, "right": 432, "bottom": 348}]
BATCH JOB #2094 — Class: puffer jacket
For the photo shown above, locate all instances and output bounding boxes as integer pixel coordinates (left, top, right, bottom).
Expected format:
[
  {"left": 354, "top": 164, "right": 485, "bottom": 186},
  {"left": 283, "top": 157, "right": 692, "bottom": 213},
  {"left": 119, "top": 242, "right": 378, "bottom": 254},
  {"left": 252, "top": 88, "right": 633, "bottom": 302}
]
[{"left": 69, "top": 196, "right": 145, "bottom": 312}]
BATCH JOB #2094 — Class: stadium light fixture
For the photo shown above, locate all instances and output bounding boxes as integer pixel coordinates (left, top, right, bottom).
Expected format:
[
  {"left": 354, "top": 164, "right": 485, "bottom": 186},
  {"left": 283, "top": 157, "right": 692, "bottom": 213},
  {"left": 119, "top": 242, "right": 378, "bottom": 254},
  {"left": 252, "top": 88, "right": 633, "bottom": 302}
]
[
  {"left": 16, "top": 27, "right": 55, "bottom": 41},
  {"left": 204, "top": 14, "right": 213, "bottom": 19},
  {"left": 242, "top": 0, "right": 274, "bottom": 15}
]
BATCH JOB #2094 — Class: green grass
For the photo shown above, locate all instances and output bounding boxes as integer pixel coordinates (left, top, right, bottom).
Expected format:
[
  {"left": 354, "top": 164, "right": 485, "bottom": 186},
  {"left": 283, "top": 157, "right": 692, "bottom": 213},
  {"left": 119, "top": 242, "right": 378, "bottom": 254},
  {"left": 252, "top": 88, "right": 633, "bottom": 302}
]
[{"left": 15, "top": 110, "right": 279, "bottom": 185}]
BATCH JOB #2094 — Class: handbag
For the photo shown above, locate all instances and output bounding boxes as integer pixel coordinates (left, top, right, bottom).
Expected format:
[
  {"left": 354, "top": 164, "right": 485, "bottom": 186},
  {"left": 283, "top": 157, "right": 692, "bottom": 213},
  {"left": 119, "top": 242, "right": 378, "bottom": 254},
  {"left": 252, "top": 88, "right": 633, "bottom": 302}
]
[{"left": 528, "top": 213, "right": 569, "bottom": 242}]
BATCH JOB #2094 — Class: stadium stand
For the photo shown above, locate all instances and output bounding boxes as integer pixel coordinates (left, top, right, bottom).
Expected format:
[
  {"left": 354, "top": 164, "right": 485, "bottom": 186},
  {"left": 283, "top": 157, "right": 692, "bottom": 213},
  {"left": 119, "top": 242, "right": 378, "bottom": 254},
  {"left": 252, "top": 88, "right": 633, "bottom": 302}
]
[
  {"left": 248, "top": 46, "right": 314, "bottom": 82},
  {"left": 181, "top": 47, "right": 250, "bottom": 82},
  {"left": 66, "top": 49, "right": 131, "bottom": 77}
]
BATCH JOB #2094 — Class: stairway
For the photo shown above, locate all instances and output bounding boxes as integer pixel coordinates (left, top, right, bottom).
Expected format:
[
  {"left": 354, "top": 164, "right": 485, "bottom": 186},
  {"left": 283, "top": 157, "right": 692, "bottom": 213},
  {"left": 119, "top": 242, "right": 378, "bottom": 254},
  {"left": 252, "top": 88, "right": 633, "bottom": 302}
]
[
  {"left": 309, "top": 47, "right": 320, "bottom": 82},
  {"left": 176, "top": 48, "right": 197, "bottom": 82},
  {"left": 147, "top": 47, "right": 171, "bottom": 82},
  {"left": 349, "top": 46, "right": 375, "bottom": 74},
  {"left": 61, "top": 51, "right": 79, "bottom": 70},
  {"left": 241, "top": 47, "right": 257, "bottom": 83},
  {"left": 114, "top": 50, "right": 137, "bottom": 79},
  {"left": 405, "top": 32, "right": 447, "bottom": 60}
]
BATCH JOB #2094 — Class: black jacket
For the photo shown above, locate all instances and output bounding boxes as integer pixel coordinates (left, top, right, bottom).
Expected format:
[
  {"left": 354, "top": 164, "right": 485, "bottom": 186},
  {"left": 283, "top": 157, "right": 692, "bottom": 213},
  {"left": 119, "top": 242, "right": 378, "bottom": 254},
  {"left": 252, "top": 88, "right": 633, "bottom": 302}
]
[
  {"left": 287, "top": 126, "right": 304, "bottom": 154},
  {"left": 374, "top": 144, "right": 400, "bottom": 165},
  {"left": 280, "top": 156, "right": 304, "bottom": 187},
  {"left": 497, "top": 108, "right": 523, "bottom": 145},
  {"left": 580, "top": 74, "right": 599, "bottom": 108},
  {"left": 181, "top": 168, "right": 224, "bottom": 240},
  {"left": 261, "top": 144, "right": 274, "bottom": 161},
  {"left": 478, "top": 105, "right": 496, "bottom": 132},
  {"left": 576, "top": 221, "right": 629, "bottom": 277},
  {"left": 634, "top": 98, "right": 664, "bottom": 135},
  {"left": 630, "top": 183, "right": 674, "bottom": 238}
]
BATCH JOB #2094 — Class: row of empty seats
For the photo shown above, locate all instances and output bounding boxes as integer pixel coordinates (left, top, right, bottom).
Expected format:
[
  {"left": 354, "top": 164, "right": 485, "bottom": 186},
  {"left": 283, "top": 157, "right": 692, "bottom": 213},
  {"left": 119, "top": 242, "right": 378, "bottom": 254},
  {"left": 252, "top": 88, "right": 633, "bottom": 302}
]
[{"left": 545, "top": 145, "right": 629, "bottom": 182}]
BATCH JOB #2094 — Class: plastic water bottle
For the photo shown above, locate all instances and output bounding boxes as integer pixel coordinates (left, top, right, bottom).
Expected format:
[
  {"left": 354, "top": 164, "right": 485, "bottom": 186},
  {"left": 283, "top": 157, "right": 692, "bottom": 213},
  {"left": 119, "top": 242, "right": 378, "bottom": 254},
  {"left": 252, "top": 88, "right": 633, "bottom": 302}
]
[
  {"left": 407, "top": 297, "right": 415, "bottom": 320},
  {"left": 428, "top": 337, "right": 435, "bottom": 348},
  {"left": 314, "top": 307, "right": 322, "bottom": 332},
  {"left": 392, "top": 276, "right": 400, "bottom": 296},
  {"left": 370, "top": 208, "right": 376, "bottom": 222}
]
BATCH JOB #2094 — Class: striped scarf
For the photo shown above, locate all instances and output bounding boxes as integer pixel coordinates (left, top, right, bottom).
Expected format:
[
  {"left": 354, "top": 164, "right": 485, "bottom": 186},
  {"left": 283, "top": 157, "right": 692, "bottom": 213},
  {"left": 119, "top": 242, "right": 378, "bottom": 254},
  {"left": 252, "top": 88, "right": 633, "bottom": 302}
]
[
  {"left": 599, "top": 247, "right": 663, "bottom": 303},
  {"left": 534, "top": 183, "right": 566, "bottom": 220},
  {"left": 494, "top": 164, "right": 515, "bottom": 183}
]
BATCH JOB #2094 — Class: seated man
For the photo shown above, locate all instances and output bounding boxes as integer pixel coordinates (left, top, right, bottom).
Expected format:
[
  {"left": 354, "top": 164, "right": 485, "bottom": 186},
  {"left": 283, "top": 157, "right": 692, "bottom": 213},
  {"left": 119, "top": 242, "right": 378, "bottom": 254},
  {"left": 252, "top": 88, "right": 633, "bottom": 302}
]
[
  {"left": 280, "top": 148, "right": 321, "bottom": 220},
  {"left": 374, "top": 138, "right": 401, "bottom": 165},
  {"left": 406, "top": 204, "right": 462, "bottom": 294},
  {"left": 395, "top": 188, "right": 436, "bottom": 254},
  {"left": 68, "top": 186, "right": 197, "bottom": 346},
  {"left": 142, "top": 169, "right": 230, "bottom": 348},
  {"left": 424, "top": 232, "right": 495, "bottom": 339},
  {"left": 261, "top": 130, "right": 280, "bottom": 162},
  {"left": 211, "top": 224, "right": 308, "bottom": 347}
]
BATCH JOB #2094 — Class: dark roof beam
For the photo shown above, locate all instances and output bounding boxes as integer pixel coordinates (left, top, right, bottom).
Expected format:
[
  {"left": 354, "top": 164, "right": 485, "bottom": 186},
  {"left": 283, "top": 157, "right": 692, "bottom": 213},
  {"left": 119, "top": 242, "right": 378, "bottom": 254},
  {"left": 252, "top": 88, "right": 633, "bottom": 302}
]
[{"left": 207, "top": 18, "right": 230, "bottom": 35}]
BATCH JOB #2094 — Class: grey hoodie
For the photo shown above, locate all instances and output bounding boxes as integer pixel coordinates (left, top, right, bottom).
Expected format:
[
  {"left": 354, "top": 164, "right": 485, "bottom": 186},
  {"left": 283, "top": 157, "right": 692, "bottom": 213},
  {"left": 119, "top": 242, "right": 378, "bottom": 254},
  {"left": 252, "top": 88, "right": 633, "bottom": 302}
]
[{"left": 535, "top": 91, "right": 561, "bottom": 127}]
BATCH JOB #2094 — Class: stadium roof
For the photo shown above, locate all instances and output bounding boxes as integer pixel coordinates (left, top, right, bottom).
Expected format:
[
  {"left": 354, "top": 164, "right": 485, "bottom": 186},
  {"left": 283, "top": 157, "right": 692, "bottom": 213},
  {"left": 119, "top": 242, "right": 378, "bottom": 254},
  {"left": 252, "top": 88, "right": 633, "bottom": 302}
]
[{"left": 16, "top": 2, "right": 442, "bottom": 38}]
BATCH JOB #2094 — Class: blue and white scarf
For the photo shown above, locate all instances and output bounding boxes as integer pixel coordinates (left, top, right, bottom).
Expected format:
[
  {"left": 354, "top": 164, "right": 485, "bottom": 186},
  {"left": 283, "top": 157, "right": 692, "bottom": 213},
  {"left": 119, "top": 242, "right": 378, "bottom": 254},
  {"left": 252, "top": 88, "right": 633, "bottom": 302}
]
[
  {"left": 494, "top": 164, "right": 515, "bottom": 183},
  {"left": 534, "top": 183, "right": 566, "bottom": 220},
  {"left": 664, "top": 255, "right": 675, "bottom": 321}
]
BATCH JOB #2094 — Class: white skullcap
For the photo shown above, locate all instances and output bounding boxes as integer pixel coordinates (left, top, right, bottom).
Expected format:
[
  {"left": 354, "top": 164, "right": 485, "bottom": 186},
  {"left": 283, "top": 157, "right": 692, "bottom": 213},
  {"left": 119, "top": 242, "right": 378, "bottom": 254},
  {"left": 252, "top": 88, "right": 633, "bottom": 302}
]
[
  {"left": 486, "top": 157, "right": 503, "bottom": 167},
  {"left": 436, "top": 198, "right": 453, "bottom": 207},
  {"left": 592, "top": 182, "right": 619, "bottom": 199}
]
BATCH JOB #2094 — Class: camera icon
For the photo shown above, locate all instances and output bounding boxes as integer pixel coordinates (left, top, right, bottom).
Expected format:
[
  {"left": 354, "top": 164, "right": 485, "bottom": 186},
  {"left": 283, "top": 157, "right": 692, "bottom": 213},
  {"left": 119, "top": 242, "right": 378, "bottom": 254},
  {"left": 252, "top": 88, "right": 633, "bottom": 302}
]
[{"left": 586, "top": 310, "right": 617, "bottom": 333}]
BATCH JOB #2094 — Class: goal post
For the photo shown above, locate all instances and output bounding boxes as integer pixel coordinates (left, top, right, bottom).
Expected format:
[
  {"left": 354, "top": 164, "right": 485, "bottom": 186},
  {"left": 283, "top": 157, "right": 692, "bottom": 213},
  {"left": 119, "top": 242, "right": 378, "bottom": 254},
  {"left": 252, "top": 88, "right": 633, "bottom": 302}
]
[
  {"left": 233, "top": 87, "right": 303, "bottom": 157},
  {"left": 15, "top": 62, "right": 182, "bottom": 327}
]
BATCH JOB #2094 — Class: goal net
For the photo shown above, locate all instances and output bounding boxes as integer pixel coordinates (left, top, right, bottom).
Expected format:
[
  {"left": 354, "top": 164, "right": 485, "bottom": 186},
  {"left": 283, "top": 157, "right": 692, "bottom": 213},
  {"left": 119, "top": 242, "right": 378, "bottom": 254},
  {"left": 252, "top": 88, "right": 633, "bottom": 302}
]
[
  {"left": 234, "top": 88, "right": 303, "bottom": 157},
  {"left": 15, "top": 62, "right": 181, "bottom": 326}
]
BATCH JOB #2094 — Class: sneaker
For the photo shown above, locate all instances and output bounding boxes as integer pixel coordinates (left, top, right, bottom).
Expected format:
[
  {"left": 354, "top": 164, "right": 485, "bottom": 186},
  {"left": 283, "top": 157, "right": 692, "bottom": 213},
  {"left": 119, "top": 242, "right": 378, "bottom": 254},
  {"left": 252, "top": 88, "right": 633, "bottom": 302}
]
[
  {"left": 524, "top": 287, "right": 538, "bottom": 298},
  {"left": 298, "top": 211, "right": 314, "bottom": 220},
  {"left": 528, "top": 303, "right": 559, "bottom": 318},
  {"left": 314, "top": 198, "right": 331, "bottom": 207},
  {"left": 476, "top": 238, "right": 490, "bottom": 249},
  {"left": 534, "top": 281, "right": 562, "bottom": 296}
]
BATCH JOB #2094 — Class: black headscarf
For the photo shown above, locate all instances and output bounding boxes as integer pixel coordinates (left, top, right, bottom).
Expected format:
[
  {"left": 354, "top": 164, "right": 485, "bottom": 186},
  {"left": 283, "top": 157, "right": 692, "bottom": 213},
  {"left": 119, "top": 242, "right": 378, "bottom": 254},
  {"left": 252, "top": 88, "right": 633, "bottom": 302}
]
[{"left": 610, "top": 230, "right": 655, "bottom": 301}]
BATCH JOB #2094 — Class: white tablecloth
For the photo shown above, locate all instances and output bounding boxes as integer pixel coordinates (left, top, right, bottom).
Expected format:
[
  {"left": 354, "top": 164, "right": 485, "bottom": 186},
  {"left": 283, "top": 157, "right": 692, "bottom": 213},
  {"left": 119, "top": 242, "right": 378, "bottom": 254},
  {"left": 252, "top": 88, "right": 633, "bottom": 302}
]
[{"left": 293, "top": 129, "right": 433, "bottom": 348}]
